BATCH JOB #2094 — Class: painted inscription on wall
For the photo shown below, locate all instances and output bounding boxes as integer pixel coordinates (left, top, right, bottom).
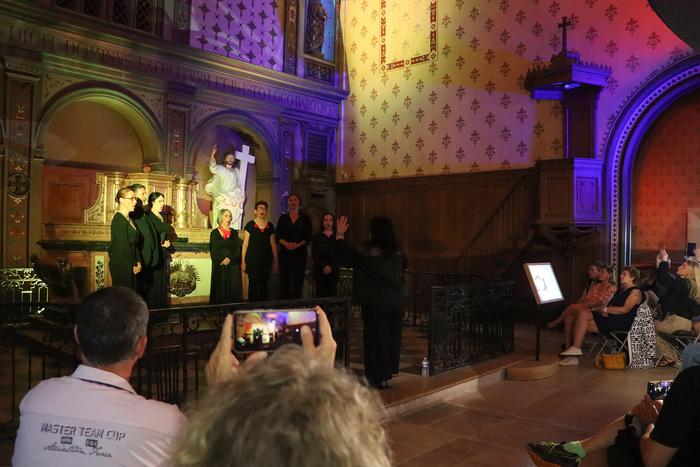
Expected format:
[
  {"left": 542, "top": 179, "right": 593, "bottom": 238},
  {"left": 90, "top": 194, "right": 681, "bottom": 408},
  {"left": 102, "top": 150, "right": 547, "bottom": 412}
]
[{"left": 0, "top": 21, "right": 339, "bottom": 118}]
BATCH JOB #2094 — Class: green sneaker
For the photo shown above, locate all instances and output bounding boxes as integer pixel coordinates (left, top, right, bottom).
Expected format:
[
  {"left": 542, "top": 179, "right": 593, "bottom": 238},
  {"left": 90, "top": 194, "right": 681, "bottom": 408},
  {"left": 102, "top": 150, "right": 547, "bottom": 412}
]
[{"left": 526, "top": 442, "right": 581, "bottom": 467}]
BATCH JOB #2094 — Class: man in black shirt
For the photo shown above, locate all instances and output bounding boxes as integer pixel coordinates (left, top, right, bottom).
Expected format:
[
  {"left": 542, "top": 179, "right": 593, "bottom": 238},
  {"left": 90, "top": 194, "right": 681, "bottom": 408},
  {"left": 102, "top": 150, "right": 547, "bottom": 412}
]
[{"left": 526, "top": 365, "right": 700, "bottom": 466}]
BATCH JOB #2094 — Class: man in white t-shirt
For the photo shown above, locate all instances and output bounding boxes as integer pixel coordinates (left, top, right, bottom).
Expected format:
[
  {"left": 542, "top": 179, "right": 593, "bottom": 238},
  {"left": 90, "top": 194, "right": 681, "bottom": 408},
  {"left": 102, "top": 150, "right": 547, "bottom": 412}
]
[{"left": 12, "top": 287, "right": 185, "bottom": 466}]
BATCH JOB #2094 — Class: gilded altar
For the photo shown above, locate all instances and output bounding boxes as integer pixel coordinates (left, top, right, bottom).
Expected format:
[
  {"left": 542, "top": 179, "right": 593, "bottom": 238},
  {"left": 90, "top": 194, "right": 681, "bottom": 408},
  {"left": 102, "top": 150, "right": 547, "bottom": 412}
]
[{"left": 40, "top": 171, "right": 221, "bottom": 304}]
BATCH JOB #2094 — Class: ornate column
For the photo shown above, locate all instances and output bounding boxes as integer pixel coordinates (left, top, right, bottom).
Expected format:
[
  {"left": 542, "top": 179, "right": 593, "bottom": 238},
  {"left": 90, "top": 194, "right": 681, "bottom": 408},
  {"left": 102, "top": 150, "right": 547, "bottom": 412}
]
[
  {"left": 277, "top": 117, "right": 299, "bottom": 211},
  {"left": 283, "top": 0, "right": 299, "bottom": 75},
  {"left": 172, "top": 177, "right": 194, "bottom": 230},
  {"left": 3, "top": 57, "right": 41, "bottom": 267},
  {"left": 164, "top": 83, "right": 196, "bottom": 178}
]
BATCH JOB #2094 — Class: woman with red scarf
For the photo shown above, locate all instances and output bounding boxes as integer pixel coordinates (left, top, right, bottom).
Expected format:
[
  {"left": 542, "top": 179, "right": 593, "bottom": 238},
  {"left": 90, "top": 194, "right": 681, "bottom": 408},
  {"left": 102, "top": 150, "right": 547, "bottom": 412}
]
[{"left": 209, "top": 209, "right": 242, "bottom": 304}]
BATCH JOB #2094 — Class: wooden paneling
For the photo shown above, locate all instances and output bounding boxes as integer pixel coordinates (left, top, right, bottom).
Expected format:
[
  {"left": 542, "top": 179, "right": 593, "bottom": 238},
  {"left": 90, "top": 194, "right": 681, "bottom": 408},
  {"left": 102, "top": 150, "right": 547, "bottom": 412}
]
[
  {"left": 42, "top": 166, "right": 98, "bottom": 225},
  {"left": 335, "top": 168, "right": 538, "bottom": 273}
]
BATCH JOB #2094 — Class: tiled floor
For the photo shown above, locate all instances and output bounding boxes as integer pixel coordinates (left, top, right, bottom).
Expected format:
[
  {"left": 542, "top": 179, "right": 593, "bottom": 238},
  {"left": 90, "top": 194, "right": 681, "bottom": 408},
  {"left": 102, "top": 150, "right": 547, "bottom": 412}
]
[
  {"left": 378, "top": 324, "right": 678, "bottom": 467},
  {"left": 0, "top": 317, "right": 678, "bottom": 466}
]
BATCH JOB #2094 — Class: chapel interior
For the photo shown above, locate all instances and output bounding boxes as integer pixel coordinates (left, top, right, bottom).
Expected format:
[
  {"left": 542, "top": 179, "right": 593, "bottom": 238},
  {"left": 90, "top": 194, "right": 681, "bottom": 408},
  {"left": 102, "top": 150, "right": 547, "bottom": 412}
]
[{"left": 1, "top": 0, "right": 700, "bottom": 464}]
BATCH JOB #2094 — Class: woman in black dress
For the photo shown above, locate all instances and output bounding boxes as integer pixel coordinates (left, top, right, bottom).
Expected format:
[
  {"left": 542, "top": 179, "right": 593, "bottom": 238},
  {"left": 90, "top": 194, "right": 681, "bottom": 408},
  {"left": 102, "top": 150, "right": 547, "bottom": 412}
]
[
  {"left": 134, "top": 191, "right": 172, "bottom": 308},
  {"left": 336, "top": 215, "right": 409, "bottom": 389},
  {"left": 312, "top": 213, "right": 339, "bottom": 297},
  {"left": 276, "top": 194, "right": 312, "bottom": 299},
  {"left": 109, "top": 187, "right": 142, "bottom": 289},
  {"left": 209, "top": 209, "right": 242, "bottom": 304},
  {"left": 241, "top": 201, "right": 278, "bottom": 302},
  {"left": 144, "top": 192, "right": 171, "bottom": 308},
  {"left": 560, "top": 266, "right": 643, "bottom": 357}
]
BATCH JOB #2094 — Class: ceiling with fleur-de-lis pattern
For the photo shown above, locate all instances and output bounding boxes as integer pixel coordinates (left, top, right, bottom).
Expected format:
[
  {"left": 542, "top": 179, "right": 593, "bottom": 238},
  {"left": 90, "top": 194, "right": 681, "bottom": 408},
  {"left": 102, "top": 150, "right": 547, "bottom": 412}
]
[
  {"left": 340, "top": 0, "right": 691, "bottom": 182},
  {"left": 190, "top": 0, "right": 284, "bottom": 71}
]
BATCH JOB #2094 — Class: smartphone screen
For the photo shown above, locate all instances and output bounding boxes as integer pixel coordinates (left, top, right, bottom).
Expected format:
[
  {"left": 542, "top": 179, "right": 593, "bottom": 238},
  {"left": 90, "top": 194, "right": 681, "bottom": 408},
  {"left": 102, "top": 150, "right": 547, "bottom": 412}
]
[
  {"left": 647, "top": 380, "right": 673, "bottom": 400},
  {"left": 232, "top": 309, "right": 319, "bottom": 353},
  {"left": 687, "top": 242, "right": 697, "bottom": 257}
]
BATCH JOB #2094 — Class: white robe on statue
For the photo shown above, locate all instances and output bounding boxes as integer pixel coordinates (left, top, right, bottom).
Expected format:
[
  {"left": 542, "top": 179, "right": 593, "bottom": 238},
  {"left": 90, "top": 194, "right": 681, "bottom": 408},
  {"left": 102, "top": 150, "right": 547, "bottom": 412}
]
[{"left": 205, "top": 161, "right": 246, "bottom": 229}]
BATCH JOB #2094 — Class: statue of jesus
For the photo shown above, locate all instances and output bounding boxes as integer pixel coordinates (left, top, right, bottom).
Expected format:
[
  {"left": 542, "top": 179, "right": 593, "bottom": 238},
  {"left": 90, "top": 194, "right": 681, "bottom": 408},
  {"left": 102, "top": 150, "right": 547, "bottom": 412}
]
[{"left": 205, "top": 144, "right": 255, "bottom": 230}]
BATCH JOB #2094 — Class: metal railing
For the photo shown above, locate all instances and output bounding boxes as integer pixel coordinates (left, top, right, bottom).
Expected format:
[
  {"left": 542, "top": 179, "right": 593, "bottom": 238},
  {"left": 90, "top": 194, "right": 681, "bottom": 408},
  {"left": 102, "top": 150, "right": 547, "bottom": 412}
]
[
  {"left": 0, "top": 297, "right": 351, "bottom": 440},
  {"left": 428, "top": 280, "right": 515, "bottom": 375}
]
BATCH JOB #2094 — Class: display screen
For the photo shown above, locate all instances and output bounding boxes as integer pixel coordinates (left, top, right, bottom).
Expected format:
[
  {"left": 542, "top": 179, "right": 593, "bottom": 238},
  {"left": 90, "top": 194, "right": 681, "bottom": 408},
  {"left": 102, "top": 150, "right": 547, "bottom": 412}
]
[
  {"left": 232, "top": 309, "right": 319, "bottom": 352},
  {"left": 523, "top": 263, "right": 564, "bottom": 305}
]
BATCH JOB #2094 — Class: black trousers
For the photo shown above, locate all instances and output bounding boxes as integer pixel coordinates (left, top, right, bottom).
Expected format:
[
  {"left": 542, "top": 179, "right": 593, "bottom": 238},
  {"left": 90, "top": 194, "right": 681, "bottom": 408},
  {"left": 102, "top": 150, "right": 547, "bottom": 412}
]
[
  {"left": 314, "top": 273, "right": 338, "bottom": 298},
  {"left": 278, "top": 251, "right": 306, "bottom": 299},
  {"left": 247, "top": 263, "right": 270, "bottom": 302},
  {"left": 361, "top": 305, "right": 404, "bottom": 385}
]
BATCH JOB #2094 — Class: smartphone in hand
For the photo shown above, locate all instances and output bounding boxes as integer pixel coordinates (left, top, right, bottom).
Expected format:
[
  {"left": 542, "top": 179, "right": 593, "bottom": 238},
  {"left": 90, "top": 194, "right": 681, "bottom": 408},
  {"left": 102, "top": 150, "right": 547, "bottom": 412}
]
[
  {"left": 232, "top": 309, "right": 319, "bottom": 353},
  {"left": 647, "top": 380, "right": 673, "bottom": 401}
]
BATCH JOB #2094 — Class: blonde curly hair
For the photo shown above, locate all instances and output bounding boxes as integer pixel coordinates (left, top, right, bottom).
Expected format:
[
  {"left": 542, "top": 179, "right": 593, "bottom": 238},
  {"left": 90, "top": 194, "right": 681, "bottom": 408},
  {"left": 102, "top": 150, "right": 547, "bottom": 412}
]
[{"left": 172, "top": 345, "right": 391, "bottom": 467}]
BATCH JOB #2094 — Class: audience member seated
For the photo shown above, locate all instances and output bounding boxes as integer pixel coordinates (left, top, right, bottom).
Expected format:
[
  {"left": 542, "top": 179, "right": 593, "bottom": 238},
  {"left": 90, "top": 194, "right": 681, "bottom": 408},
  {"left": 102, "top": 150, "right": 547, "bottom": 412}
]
[
  {"left": 654, "top": 248, "right": 700, "bottom": 366},
  {"left": 681, "top": 343, "right": 700, "bottom": 372},
  {"left": 560, "top": 266, "right": 643, "bottom": 359},
  {"left": 171, "top": 307, "right": 391, "bottom": 467},
  {"left": 526, "top": 364, "right": 700, "bottom": 467},
  {"left": 12, "top": 287, "right": 185, "bottom": 466},
  {"left": 546, "top": 262, "right": 615, "bottom": 330}
]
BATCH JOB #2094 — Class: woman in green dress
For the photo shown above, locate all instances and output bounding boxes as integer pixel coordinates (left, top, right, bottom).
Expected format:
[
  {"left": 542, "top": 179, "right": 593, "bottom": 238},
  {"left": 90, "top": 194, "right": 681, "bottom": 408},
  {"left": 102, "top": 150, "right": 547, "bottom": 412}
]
[
  {"left": 209, "top": 209, "right": 243, "bottom": 304},
  {"left": 109, "top": 187, "right": 142, "bottom": 289}
]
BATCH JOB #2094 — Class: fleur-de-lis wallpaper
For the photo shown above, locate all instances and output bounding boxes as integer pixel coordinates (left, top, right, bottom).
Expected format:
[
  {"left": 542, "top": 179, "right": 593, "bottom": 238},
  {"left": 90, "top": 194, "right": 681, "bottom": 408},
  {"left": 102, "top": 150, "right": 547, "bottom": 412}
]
[
  {"left": 190, "top": 0, "right": 284, "bottom": 71},
  {"left": 340, "top": 0, "right": 691, "bottom": 181}
]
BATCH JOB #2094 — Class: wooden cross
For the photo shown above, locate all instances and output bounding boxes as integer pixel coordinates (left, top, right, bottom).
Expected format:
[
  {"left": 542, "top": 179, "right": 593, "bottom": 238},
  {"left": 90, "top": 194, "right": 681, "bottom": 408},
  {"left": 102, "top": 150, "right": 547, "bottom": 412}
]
[
  {"left": 235, "top": 144, "right": 256, "bottom": 189},
  {"left": 558, "top": 16, "right": 572, "bottom": 54}
]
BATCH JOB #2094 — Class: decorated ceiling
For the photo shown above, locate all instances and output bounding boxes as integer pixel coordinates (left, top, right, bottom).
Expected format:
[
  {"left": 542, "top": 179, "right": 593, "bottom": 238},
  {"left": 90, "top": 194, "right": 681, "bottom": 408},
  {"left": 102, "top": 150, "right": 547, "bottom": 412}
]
[{"left": 340, "top": 0, "right": 692, "bottom": 181}]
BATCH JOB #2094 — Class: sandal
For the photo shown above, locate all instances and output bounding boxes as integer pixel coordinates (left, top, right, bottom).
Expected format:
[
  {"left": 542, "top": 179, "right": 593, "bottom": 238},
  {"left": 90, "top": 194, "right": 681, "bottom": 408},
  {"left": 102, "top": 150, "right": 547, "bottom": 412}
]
[{"left": 656, "top": 357, "right": 678, "bottom": 368}]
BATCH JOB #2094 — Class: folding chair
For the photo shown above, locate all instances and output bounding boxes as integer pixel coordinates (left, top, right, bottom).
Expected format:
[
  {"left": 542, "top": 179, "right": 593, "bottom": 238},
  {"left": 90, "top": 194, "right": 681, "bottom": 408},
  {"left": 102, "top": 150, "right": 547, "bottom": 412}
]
[
  {"left": 588, "top": 302, "right": 656, "bottom": 369},
  {"left": 589, "top": 331, "right": 629, "bottom": 360},
  {"left": 657, "top": 330, "right": 700, "bottom": 364}
]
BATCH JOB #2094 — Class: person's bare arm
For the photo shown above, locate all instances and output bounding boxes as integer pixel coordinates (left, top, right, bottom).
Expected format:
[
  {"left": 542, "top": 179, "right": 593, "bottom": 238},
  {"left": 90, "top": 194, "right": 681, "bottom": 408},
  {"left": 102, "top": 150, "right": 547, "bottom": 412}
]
[
  {"left": 241, "top": 230, "right": 250, "bottom": 272},
  {"left": 271, "top": 233, "right": 279, "bottom": 271},
  {"left": 210, "top": 144, "right": 217, "bottom": 165},
  {"left": 605, "top": 289, "right": 642, "bottom": 315},
  {"left": 639, "top": 425, "right": 678, "bottom": 467}
]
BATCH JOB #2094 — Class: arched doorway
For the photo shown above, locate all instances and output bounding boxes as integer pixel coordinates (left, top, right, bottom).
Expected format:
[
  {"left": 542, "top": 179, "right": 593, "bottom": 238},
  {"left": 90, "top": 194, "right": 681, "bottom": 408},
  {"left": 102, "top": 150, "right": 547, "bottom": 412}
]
[
  {"left": 605, "top": 53, "right": 700, "bottom": 267},
  {"left": 631, "top": 92, "right": 700, "bottom": 262}
]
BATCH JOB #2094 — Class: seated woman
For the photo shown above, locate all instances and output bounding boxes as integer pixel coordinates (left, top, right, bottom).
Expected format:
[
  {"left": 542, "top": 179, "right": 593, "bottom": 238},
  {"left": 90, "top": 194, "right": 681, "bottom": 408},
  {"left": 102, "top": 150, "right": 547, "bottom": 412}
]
[
  {"left": 546, "top": 263, "right": 616, "bottom": 330},
  {"left": 560, "top": 266, "right": 643, "bottom": 356},
  {"left": 654, "top": 248, "right": 700, "bottom": 365}
]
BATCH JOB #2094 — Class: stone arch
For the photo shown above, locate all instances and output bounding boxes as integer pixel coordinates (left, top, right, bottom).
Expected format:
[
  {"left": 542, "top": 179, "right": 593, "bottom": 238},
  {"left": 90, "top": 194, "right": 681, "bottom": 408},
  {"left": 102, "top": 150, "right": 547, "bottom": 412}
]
[
  {"left": 35, "top": 84, "right": 164, "bottom": 169},
  {"left": 604, "top": 53, "right": 700, "bottom": 267},
  {"left": 188, "top": 111, "right": 281, "bottom": 224}
]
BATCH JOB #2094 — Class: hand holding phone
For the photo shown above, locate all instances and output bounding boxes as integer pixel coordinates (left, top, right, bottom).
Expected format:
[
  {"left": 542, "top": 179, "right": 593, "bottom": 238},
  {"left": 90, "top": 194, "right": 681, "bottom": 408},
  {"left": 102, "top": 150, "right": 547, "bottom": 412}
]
[
  {"left": 205, "top": 314, "right": 267, "bottom": 386},
  {"left": 233, "top": 309, "right": 319, "bottom": 353},
  {"left": 647, "top": 380, "right": 673, "bottom": 400},
  {"left": 300, "top": 306, "right": 337, "bottom": 369}
]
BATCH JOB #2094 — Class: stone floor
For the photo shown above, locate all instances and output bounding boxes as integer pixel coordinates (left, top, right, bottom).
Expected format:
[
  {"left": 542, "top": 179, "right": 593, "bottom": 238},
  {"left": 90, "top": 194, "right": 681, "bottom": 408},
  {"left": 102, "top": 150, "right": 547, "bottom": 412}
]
[{"left": 375, "top": 323, "right": 677, "bottom": 467}]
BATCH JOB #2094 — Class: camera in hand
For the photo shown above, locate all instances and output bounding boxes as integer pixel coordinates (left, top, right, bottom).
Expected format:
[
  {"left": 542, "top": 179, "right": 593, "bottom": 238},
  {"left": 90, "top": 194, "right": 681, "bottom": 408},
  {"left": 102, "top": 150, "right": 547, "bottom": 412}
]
[
  {"left": 233, "top": 309, "right": 319, "bottom": 353},
  {"left": 647, "top": 380, "right": 673, "bottom": 400}
]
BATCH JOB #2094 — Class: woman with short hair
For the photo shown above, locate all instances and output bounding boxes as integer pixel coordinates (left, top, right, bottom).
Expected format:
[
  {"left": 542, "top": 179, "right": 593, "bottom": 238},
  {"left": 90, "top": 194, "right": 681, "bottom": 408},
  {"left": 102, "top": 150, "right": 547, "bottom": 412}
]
[
  {"left": 241, "top": 201, "right": 278, "bottom": 302},
  {"left": 209, "top": 209, "right": 242, "bottom": 304}
]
